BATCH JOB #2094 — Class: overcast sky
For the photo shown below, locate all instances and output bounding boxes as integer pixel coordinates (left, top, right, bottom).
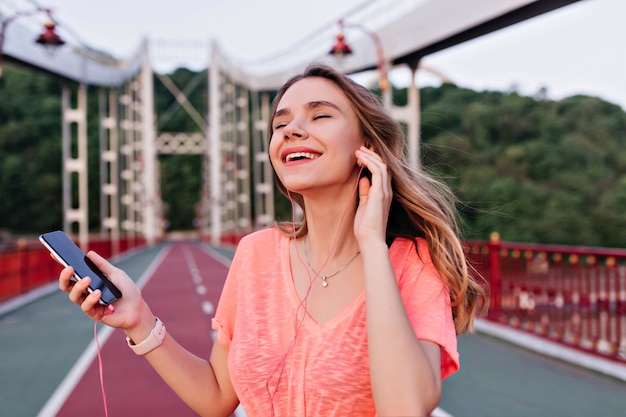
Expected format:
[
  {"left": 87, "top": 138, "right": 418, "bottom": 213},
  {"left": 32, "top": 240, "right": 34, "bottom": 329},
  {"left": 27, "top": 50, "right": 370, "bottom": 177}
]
[{"left": 16, "top": 0, "right": 626, "bottom": 110}]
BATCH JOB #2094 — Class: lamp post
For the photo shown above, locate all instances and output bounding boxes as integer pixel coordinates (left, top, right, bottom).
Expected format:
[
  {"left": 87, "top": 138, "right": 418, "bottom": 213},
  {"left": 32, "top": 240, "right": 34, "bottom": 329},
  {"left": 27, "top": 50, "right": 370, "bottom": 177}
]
[
  {"left": 329, "top": 19, "right": 389, "bottom": 92},
  {"left": 0, "top": 7, "right": 65, "bottom": 77}
]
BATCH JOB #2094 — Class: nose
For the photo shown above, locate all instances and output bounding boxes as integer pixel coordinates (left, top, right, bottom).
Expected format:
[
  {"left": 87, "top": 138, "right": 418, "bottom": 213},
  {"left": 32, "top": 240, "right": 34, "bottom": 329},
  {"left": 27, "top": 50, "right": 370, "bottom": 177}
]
[{"left": 283, "top": 119, "right": 307, "bottom": 140}]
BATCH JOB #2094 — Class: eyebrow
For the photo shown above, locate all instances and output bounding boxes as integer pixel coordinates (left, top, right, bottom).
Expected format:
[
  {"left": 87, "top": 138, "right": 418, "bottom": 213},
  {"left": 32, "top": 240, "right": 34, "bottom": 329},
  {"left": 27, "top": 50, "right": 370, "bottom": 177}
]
[{"left": 272, "top": 100, "right": 343, "bottom": 121}]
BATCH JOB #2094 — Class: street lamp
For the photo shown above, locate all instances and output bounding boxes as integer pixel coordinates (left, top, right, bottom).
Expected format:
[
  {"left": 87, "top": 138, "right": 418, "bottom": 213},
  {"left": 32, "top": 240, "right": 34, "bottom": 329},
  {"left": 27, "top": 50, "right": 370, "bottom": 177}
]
[
  {"left": 0, "top": 7, "right": 65, "bottom": 77},
  {"left": 329, "top": 19, "right": 389, "bottom": 92}
]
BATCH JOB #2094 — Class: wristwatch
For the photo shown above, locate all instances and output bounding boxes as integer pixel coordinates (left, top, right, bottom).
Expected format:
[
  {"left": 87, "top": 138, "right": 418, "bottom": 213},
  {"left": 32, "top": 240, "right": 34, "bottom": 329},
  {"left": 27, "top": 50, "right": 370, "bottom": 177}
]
[{"left": 126, "top": 317, "right": 166, "bottom": 355}]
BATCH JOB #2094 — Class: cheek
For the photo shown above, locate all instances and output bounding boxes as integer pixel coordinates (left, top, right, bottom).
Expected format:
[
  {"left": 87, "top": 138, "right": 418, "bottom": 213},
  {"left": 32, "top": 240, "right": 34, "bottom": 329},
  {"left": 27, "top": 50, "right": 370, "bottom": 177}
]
[
  {"left": 268, "top": 134, "right": 281, "bottom": 162},
  {"left": 339, "top": 130, "right": 366, "bottom": 160},
  {"left": 268, "top": 136, "right": 284, "bottom": 178}
]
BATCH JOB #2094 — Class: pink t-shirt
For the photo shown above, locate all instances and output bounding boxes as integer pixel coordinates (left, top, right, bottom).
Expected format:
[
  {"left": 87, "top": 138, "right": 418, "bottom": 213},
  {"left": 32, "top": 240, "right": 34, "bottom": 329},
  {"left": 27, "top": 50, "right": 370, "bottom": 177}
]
[{"left": 212, "top": 227, "right": 458, "bottom": 417}]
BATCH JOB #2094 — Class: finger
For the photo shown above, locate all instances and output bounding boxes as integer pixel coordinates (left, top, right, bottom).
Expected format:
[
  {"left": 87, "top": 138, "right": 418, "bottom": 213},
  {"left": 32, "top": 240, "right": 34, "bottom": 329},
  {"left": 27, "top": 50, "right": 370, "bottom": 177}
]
[
  {"left": 356, "top": 150, "right": 376, "bottom": 174},
  {"left": 357, "top": 151, "right": 387, "bottom": 192},
  {"left": 68, "top": 276, "right": 91, "bottom": 305},
  {"left": 357, "top": 147, "right": 385, "bottom": 169},
  {"left": 360, "top": 147, "right": 390, "bottom": 183},
  {"left": 59, "top": 266, "right": 76, "bottom": 292},
  {"left": 359, "top": 175, "right": 371, "bottom": 200},
  {"left": 49, "top": 252, "right": 63, "bottom": 266},
  {"left": 86, "top": 251, "right": 129, "bottom": 293},
  {"left": 82, "top": 290, "right": 102, "bottom": 314},
  {"left": 86, "top": 251, "right": 116, "bottom": 275},
  {"left": 359, "top": 145, "right": 384, "bottom": 162}
]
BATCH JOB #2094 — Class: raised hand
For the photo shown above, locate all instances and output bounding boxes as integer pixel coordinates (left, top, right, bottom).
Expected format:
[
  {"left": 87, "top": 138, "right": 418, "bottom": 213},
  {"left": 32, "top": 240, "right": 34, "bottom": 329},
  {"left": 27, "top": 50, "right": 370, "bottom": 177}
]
[
  {"left": 353, "top": 145, "right": 393, "bottom": 245},
  {"left": 59, "top": 251, "right": 150, "bottom": 330}
]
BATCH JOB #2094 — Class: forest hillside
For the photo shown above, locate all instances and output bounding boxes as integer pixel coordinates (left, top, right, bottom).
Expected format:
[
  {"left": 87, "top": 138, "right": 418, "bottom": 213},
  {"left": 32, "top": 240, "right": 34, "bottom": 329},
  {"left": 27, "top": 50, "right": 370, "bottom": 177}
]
[{"left": 1, "top": 63, "right": 625, "bottom": 248}]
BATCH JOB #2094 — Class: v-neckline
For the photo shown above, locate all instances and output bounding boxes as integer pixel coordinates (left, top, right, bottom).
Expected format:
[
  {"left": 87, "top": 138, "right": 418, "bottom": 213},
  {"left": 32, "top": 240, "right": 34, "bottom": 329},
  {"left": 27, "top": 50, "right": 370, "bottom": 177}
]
[{"left": 282, "top": 236, "right": 366, "bottom": 329}]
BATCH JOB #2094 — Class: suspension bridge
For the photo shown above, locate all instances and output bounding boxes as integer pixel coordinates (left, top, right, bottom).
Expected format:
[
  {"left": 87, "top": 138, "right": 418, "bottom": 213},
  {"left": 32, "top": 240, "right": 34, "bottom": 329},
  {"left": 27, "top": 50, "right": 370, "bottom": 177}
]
[{"left": 2, "top": 0, "right": 626, "bottom": 416}]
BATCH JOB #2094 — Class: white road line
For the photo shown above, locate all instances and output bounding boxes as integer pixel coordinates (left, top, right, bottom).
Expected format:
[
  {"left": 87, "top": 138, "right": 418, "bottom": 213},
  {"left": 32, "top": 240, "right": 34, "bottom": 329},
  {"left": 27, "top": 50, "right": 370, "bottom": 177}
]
[
  {"left": 432, "top": 406, "right": 454, "bottom": 417},
  {"left": 37, "top": 325, "right": 116, "bottom": 417},
  {"left": 202, "top": 300, "right": 215, "bottom": 315},
  {"left": 185, "top": 245, "right": 248, "bottom": 416},
  {"left": 199, "top": 244, "right": 233, "bottom": 267},
  {"left": 196, "top": 284, "right": 207, "bottom": 295},
  {"left": 234, "top": 403, "right": 248, "bottom": 417}
]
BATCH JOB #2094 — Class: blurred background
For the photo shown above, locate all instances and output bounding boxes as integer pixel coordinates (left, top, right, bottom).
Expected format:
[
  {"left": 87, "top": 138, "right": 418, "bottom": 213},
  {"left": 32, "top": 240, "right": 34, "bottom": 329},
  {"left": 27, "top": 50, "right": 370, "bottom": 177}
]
[
  {"left": 1, "top": 0, "right": 625, "bottom": 247},
  {"left": 2, "top": 2, "right": 626, "bottom": 417}
]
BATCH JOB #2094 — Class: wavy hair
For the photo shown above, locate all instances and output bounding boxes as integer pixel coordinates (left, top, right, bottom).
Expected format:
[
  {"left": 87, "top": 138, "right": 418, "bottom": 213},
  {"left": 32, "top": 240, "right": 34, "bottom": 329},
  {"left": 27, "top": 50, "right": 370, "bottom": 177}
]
[{"left": 267, "top": 63, "right": 487, "bottom": 333}]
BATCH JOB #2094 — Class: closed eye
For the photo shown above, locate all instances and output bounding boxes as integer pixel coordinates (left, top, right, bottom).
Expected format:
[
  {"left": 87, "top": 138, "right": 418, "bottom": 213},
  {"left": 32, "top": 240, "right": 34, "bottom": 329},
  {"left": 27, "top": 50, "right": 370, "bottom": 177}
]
[{"left": 313, "top": 114, "right": 331, "bottom": 120}]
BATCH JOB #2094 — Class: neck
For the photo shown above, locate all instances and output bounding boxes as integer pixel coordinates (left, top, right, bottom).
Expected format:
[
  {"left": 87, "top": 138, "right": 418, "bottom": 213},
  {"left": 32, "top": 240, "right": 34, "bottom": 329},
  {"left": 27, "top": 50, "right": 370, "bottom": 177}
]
[
  {"left": 296, "top": 170, "right": 361, "bottom": 262},
  {"left": 302, "top": 198, "right": 358, "bottom": 265}
]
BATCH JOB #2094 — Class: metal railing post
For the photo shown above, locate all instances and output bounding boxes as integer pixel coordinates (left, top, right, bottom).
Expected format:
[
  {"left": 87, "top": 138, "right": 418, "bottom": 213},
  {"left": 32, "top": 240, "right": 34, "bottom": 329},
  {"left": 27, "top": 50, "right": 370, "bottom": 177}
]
[{"left": 488, "top": 231, "right": 502, "bottom": 320}]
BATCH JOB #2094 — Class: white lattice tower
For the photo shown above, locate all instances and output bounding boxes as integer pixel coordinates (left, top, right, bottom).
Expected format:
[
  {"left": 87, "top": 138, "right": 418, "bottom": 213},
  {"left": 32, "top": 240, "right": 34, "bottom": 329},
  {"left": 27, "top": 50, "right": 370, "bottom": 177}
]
[
  {"left": 251, "top": 90, "right": 275, "bottom": 228},
  {"left": 216, "top": 73, "right": 255, "bottom": 240},
  {"left": 99, "top": 87, "right": 120, "bottom": 255},
  {"left": 61, "top": 81, "right": 89, "bottom": 251},
  {"left": 119, "top": 75, "right": 144, "bottom": 242},
  {"left": 208, "top": 41, "right": 277, "bottom": 244}
]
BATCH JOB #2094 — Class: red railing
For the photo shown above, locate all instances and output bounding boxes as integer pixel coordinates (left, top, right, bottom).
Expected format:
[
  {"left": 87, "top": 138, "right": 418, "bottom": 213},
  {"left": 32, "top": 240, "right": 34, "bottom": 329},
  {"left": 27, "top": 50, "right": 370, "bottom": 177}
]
[
  {"left": 3, "top": 232, "right": 626, "bottom": 363},
  {"left": 0, "top": 235, "right": 146, "bottom": 302},
  {"left": 466, "top": 233, "right": 626, "bottom": 363}
]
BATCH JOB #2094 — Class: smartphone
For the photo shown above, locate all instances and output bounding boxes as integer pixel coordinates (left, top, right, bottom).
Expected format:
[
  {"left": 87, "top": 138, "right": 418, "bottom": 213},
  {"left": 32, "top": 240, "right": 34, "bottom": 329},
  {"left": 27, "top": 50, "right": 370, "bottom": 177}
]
[{"left": 39, "top": 230, "right": 122, "bottom": 305}]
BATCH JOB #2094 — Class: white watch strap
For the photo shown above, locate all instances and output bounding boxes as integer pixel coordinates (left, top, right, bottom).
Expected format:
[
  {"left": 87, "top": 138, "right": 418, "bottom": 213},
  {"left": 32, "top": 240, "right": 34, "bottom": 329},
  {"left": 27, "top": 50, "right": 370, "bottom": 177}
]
[{"left": 126, "top": 317, "right": 166, "bottom": 355}]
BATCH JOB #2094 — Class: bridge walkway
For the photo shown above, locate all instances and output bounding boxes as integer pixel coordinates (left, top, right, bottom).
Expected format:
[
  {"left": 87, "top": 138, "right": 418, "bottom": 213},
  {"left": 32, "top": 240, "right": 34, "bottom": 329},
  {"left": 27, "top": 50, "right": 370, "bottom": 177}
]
[{"left": 1, "top": 241, "right": 625, "bottom": 417}]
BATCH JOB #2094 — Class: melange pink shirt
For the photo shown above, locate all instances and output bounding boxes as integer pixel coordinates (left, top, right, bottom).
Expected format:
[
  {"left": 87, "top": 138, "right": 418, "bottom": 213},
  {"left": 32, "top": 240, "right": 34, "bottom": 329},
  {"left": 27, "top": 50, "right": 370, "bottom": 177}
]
[{"left": 212, "top": 227, "right": 458, "bottom": 417}]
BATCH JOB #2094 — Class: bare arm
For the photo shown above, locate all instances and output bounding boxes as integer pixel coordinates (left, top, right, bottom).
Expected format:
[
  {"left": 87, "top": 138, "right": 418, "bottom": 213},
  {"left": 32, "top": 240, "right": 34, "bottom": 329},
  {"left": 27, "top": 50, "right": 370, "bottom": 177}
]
[
  {"left": 355, "top": 146, "right": 442, "bottom": 415},
  {"left": 60, "top": 252, "right": 239, "bottom": 417},
  {"left": 361, "top": 240, "right": 441, "bottom": 416}
]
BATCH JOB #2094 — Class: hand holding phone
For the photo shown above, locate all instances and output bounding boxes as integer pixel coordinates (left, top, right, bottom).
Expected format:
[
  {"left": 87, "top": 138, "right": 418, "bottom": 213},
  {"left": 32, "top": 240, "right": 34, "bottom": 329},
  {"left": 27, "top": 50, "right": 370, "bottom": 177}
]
[{"left": 39, "top": 230, "right": 122, "bottom": 305}]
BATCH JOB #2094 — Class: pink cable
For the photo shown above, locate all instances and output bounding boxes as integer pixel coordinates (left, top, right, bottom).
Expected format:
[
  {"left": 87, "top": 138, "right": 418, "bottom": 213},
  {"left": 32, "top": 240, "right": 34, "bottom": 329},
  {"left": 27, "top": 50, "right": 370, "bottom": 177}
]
[
  {"left": 95, "top": 305, "right": 114, "bottom": 417},
  {"left": 266, "top": 167, "right": 364, "bottom": 415}
]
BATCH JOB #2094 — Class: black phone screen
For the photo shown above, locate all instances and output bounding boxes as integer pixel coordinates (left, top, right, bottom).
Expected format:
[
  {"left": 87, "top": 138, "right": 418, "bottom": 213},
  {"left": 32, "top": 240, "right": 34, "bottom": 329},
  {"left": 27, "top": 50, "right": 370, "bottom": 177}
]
[{"left": 39, "top": 230, "right": 122, "bottom": 305}]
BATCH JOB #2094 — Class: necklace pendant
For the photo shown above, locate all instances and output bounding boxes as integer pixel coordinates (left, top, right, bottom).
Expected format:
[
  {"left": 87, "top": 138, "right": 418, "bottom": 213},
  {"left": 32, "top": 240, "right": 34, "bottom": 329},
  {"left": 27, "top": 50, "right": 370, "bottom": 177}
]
[{"left": 322, "top": 276, "right": 329, "bottom": 287}]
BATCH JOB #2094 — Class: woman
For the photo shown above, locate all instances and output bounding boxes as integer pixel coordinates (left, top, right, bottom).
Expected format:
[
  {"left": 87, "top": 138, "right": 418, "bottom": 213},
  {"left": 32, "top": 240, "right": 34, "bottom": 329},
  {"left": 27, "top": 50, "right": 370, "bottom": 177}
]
[{"left": 60, "top": 63, "right": 486, "bottom": 417}]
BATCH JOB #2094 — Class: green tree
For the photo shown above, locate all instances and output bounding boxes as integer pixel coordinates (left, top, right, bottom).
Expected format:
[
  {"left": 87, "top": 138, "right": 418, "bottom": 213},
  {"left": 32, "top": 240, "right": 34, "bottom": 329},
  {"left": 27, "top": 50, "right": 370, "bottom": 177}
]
[
  {"left": 0, "top": 64, "right": 63, "bottom": 232},
  {"left": 3, "top": 63, "right": 626, "bottom": 248},
  {"left": 160, "top": 154, "right": 202, "bottom": 230}
]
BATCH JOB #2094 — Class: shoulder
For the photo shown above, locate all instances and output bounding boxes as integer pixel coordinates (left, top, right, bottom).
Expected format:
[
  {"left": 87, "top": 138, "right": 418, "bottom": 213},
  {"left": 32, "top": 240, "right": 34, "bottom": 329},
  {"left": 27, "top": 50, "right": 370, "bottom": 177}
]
[
  {"left": 237, "top": 226, "right": 284, "bottom": 247},
  {"left": 232, "top": 226, "right": 287, "bottom": 260},
  {"left": 389, "top": 237, "right": 433, "bottom": 267},
  {"left": 389, "top": 237, "right": 441, "bottom": 286}
]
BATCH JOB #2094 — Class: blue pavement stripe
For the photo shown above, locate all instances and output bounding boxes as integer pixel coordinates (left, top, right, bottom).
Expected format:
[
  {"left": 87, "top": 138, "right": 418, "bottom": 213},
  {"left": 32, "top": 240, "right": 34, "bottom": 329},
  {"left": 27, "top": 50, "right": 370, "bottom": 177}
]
[
  {"left": 440, "top": 328, "right": 626, "bottom": 417},
  {"left": 475, "top": 319, "right": 626, "bottom": 382}
]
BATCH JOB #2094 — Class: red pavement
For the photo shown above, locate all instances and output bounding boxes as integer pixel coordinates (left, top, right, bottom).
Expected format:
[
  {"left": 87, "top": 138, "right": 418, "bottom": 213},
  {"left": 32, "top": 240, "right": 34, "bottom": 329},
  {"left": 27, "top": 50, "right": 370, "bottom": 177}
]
[{"left": 57, "top": 242, "right": 230, "bottom": 417}]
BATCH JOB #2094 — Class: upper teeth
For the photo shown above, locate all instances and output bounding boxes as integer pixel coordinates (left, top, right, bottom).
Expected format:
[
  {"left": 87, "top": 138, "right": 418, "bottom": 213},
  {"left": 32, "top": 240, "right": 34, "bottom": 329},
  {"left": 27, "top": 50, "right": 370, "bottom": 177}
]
[{"left": 285, "top": 152, "right": 319, "bottom": 162}]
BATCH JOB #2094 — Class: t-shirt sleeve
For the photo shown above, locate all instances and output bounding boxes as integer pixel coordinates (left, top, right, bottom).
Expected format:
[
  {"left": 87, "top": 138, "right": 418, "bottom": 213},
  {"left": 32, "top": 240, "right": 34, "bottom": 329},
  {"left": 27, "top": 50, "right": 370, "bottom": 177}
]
[
  {"left": 211, "top": 242, "right": 243, "bottom": 350},
  {"left": 392, "top": 238, "right": 460, "bottom": 379}
]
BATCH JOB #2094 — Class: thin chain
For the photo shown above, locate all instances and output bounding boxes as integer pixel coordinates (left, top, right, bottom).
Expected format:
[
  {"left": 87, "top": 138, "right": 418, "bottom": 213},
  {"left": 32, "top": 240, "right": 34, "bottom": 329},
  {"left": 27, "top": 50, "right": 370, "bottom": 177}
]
[{"left": 303, "top": 236, "right": 361, "bottom": 287}]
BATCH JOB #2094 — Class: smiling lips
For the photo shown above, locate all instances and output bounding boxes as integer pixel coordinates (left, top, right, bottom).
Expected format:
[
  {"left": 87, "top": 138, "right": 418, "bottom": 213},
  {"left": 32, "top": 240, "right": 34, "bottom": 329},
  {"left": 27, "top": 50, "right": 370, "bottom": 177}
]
[{"left": 283, "top": 151, "right": 321, "bottom": 163}]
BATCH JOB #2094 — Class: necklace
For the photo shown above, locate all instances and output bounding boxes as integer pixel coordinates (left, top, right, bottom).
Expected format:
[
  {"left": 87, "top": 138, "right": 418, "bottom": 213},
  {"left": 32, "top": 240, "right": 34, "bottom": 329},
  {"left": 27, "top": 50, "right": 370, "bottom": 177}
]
[{"left": 303, "top": 237, "right": 361, "bottom": 287}]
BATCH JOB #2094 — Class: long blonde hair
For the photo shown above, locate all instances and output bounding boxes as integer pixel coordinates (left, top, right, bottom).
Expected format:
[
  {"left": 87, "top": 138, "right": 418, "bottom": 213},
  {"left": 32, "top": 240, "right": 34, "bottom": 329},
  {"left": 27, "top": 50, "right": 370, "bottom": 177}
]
[{"left": 267, "top": 63, "right": 487, "bottom": 333}]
